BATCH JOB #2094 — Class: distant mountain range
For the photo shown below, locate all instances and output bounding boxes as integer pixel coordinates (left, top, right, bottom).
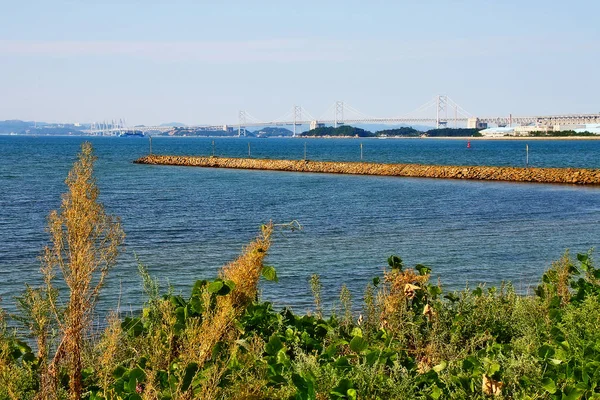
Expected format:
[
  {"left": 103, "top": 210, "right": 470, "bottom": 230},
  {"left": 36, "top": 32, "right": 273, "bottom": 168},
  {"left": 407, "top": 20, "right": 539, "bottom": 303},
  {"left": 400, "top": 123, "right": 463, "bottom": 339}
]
[
  {"left": 0, "top": 120, "right": 86, "bottom": 135},
  {"left": 0, "top": 120, "right": 442, "bottom": 136}
]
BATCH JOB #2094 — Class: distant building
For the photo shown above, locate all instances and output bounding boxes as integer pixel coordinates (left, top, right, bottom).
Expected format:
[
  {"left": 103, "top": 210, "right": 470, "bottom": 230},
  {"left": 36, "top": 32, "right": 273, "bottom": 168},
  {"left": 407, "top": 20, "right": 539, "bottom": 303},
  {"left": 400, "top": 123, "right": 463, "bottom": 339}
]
[
  {"left": 310, "top": 120, "right": 325, "bottom": 130},
  {"left": 479, "top": 127, "right": 516, "bottom": 136},
  {"left": 575, "top": 124, "right": 600, "bottom": 134},
  {"left": 514, "top": 126, "right": 553, "bottom": 135},
  {"left": 480, "top": 123, "right": 600, "bottom": 136},
  {"left": 467, "top": 118, "right": 488, "bottom": 130}
]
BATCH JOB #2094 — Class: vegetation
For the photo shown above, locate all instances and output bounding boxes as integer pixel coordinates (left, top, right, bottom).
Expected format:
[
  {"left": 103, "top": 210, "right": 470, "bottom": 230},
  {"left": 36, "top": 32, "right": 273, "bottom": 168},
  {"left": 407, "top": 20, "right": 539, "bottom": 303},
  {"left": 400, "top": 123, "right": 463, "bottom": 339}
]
[
  {"left": 425, "top": 128, "right": 482, "bottom": 137},
  {"left": 376, "top": 127, "right": 421, "bottom": 137},
  {"left": 301, "top": 126, "right": 374, "bottom": 138},
  {"left": 529, "top": 130, "right": 598, "bottom": 137},
  {"left": 249, "top": 127, "right": 294, "bottom": 137},
  {"left": 301, "top": 126, "right": 482, "bottom": 138},
  {"left": 2, "top": 143, "right": 600, "bottom": 399}
]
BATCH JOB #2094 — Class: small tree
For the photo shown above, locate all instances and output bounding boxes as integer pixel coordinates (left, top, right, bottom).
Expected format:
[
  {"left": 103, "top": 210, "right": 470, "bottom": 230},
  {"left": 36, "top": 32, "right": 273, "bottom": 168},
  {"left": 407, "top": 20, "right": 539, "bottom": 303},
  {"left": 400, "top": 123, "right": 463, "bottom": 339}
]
[{"left": 41, "top": 142, "right": 124, "bottom": 399}]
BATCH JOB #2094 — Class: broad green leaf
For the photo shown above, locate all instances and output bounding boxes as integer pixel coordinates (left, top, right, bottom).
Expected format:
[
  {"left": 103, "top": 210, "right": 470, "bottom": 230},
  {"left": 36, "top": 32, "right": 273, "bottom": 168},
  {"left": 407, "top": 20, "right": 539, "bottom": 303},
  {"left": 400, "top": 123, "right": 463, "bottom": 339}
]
[
  {"left": 207, "top": 280, "right": 224, "bottom": 294},
  {"left": 347, "top": 388, "right": 357, "bottom": 400},
  {"left": 444, "top": 293, "right": 459, "bottom": 302},
  {"left": 387, "top": 255, "right": 403, "bottom": 270},
  {"left": 349, "top": 336, "right": 368, "bottom": 353},
  {"left": 22, "top": 352, "right": 36, "bottom": 363},
  {"left": 266, "top": 335, "right": 284, "bottom": 356},
  {"left": 542, "top": 377, "right": 557, "bottom": 394},
  {"left": 180, "top": 362, "right": 199, "bottom": 392},
  {"left": 415, "top": 264, "right": 432, "bottom": 276},
  {"left": 366, "top": 350, "right": 381, "bottom": 366},
  {"left": 428, "top": 285, "right": 442, "bottom": 297},
  {"left": 431, "top": 384, "right": 443, "bottom": 399},
  {"left": 433, "top": 361, "right": 447, "bottom": 373},
  {"left": 262, "top": 266, "right": 278, "bottom": 282},
  {"left": 112, "top": 365, "right": 127, "bottom": 379},
  {"left": 487, "top": 361, "right": 501, "bottom": 376},
  {"left": 292, "top": 372, "right": 316, "bottom": 400},
  {"left": 330, "top": 378, "right": 354, "bottom": 398},
  {"left": 334, "top": 356, "right": 352, "bottom": 371},
  {"left": 538, "top": 345, "right": 556, "bottom": 360},
  {"left": 189, "top": 295, "right": 204, "bottom": 314},
  {"left": 191, "top": 279, "right": 208, "bottom": 296},
  {"left": 562, "top": 385, "right": 585, "bottom": 400},
  {"left": 127, "top": 367, "right": 146, "bottom": 394},
  {"left": 350, "top": 327, "right": 363, "bottom": 337}
]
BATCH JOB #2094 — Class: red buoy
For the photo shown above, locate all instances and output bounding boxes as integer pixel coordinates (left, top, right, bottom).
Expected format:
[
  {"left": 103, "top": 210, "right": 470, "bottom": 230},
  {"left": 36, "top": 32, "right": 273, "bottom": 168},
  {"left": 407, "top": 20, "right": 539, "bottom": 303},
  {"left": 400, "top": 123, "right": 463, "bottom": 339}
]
[{"left": 467, "top": 140, "right": 471, "bottom": 149}]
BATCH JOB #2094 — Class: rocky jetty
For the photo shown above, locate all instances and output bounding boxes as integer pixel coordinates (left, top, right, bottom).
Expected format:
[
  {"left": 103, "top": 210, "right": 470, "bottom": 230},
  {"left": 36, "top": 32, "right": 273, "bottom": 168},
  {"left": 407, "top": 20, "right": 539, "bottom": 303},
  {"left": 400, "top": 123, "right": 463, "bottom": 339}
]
[{"left": 134, "top": 155, "right": 600, "bottom": 185}]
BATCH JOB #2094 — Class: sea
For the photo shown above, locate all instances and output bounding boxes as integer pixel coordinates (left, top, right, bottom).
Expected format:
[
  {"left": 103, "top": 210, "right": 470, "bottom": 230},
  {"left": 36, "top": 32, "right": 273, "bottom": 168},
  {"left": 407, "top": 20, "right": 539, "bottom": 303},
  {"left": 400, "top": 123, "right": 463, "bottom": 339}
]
[{"left": 1, "top": 135, "right": 599, "bottom": 316}]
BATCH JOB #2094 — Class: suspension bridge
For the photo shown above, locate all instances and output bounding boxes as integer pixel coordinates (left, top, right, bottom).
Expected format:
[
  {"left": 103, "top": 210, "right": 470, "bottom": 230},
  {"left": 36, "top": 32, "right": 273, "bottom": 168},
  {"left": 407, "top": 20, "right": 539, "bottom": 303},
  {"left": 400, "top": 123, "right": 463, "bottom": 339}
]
[{"left": 85, "top": 95, "right": 600, "bottom": 136}]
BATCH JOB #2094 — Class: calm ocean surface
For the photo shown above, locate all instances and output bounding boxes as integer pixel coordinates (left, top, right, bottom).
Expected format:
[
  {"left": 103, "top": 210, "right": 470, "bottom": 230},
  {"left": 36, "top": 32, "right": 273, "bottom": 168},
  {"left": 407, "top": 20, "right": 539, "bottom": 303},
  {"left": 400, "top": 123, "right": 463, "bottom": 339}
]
[{"left": 1, "top": 136, "right": 599, "bottom": 315}]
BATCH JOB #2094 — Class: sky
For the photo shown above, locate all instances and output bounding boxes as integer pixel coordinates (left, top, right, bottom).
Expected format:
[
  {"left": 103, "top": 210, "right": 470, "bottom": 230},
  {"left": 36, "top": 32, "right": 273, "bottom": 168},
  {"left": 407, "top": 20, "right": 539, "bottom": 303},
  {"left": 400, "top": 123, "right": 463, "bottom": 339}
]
[{"left": 1, "top": 0, "right": 599, "bottom": 126}]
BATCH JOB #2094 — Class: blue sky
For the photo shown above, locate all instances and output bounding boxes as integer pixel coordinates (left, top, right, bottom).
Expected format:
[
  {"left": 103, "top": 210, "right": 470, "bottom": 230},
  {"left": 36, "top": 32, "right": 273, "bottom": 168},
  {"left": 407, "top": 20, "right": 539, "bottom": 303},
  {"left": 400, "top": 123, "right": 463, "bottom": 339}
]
[{"left": 1, "top": 0, "right": 599, "bottom": 125}]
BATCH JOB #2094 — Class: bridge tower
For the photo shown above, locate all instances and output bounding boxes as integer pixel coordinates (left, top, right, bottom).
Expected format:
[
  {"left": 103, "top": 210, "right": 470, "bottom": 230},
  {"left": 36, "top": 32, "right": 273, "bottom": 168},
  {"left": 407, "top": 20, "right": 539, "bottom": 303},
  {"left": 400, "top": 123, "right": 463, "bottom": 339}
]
[
  {"left": 334, "top": 101, "right": 344, "bottom": 128},
  {"left": 436, "top": 95, "right": 448, "bottom": 129},
  {"left": 293, "top": 105, "right": 302, "bottom": 137},
  {"left": 238, "top": 110, "right": 246, "bottom": 137}
]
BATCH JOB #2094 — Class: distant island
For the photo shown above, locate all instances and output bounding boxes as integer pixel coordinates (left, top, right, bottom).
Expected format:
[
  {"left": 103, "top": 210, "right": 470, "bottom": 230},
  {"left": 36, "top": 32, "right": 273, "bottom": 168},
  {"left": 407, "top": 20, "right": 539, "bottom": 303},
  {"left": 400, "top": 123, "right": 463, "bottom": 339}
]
[
  {"left": 162, "top": 126, "right": 294, "bottom": 137},
  {"left": 300, "top": 125, "right": 482, "bottom": 138}
]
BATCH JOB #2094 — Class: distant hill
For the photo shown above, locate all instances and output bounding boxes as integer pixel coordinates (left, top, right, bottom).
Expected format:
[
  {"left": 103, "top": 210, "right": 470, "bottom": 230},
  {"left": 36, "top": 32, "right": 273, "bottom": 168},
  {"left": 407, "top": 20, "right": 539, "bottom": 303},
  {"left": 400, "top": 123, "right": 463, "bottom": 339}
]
[
  {"left": 299, "top": 124, "right": 482, "bottom": 138},
  {"left": 162, "top": 127, "right": 234, "bottom": 137},
  {"left": 377, "top": 127, "right": 421, "bottom": 137},
  {"left": 0, "top": 120, "right": 35, "bottom": 133},
  {"left": 301, "top": 125, "right": 374, "bottom": 137},
  {"left": 425, "top": 128, "right": 481, "bottom": 137},
  {"left": 353, "top": 123, "right": 434, "bottom": 132},
  {"left": 248, "top": 127, "right": 293, "bottom": 137},
  {"left": 0, "top": 120, "right": 85, "bottom": 135}
]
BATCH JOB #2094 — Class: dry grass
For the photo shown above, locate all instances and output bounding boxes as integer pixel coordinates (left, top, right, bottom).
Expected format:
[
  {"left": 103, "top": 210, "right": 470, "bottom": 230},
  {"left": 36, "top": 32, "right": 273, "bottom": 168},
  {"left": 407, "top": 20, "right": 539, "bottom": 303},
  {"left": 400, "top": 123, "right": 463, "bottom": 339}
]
[
  {"left": 95, "top": 312, "right": 123, "bottom": 398},
  {"left": 310, "top": 274, "right": 323, "bottom": 320},
  {"left": 179, "top": 223, "right": 273, "bottom": 397},
  {"left": 221, "top": 223, "right": 273, "bottom": 308},
  {"left": 552, "top": 252, "right": 574, "bottom": 306},
  {"left": 0, "top": 345, "right": 20, "bottom": 400},
  {"left": 374, "top": 267, "right": 446, "bottom": 370},
  {"left": 40, "top": 142, "right": 125, "bottom": 399},
  {"left": 378, "top": 268, "right": 430, "bottom": 330},
  {"left": 0, "top": 306, "right": 18, "bottom": 400}
]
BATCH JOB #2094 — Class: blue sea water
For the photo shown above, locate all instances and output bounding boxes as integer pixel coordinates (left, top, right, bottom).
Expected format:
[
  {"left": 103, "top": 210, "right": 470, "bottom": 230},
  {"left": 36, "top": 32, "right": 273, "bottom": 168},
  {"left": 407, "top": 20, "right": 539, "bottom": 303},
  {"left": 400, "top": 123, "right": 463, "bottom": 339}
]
[{"left": 1, "top": 135, "right": 599, "bottom": 315}]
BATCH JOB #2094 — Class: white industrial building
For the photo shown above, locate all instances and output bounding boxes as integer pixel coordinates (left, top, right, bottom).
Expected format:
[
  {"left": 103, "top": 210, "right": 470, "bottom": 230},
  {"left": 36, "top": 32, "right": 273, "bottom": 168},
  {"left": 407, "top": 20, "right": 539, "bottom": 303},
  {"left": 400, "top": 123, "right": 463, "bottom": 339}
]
[{"left": 480, "top": 124, "right": 600, "bottom": 137}]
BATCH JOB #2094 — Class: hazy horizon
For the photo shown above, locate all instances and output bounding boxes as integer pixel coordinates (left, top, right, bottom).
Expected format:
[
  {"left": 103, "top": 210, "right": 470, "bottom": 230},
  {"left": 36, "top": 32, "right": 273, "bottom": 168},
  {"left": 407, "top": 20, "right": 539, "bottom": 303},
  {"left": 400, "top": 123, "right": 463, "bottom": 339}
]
[{"left": 1, "top": 0, "right": 599, "bottom": 126}]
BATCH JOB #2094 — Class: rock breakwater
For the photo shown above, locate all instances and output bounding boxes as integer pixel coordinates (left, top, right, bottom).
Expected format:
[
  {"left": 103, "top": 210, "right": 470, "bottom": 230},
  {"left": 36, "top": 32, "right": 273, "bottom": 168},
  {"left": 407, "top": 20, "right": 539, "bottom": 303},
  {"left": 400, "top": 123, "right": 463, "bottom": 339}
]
[{"left": 134, "top": 155, "right": 600, "bottom": 185}]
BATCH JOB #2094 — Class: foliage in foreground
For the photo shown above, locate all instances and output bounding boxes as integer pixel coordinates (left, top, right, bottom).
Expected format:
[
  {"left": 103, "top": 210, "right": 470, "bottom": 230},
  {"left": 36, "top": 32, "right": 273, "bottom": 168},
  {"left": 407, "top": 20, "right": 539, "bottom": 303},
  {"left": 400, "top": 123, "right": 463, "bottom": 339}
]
[
  {"left": 2, "top": 143, "right": 600, "bottom": 399},
  {"left": 3, "top": 249, "right": 600, "bottom": 400}
]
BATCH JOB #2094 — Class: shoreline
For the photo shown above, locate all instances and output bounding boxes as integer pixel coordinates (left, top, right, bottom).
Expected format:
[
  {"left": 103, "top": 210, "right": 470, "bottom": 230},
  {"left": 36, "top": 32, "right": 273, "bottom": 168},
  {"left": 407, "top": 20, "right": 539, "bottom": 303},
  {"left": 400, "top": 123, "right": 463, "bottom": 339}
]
[
  {"left": 134, "top": 155, "right": 600, "bottom": 185},
  {"left": 301, "top": 136, "right": 600, "bottom": 140},
  {"left": 2, "top": 133, "right": 600, "bottom": 140}
]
